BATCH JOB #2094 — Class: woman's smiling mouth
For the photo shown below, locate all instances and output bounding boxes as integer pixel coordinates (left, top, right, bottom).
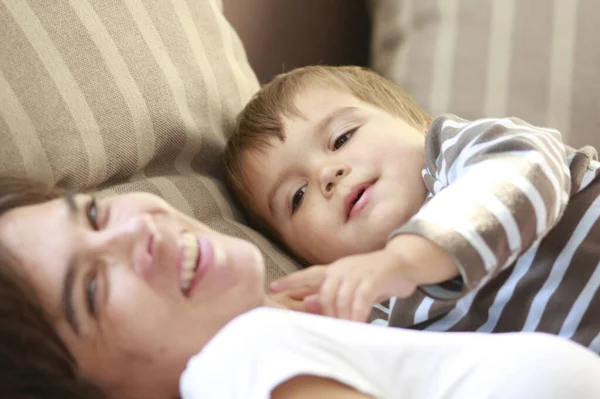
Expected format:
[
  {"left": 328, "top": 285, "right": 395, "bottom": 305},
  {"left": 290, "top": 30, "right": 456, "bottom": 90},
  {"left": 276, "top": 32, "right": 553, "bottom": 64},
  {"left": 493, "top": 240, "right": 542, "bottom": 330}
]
[{"left": 179, "top": 232, "right": 215, "bottom": 296}]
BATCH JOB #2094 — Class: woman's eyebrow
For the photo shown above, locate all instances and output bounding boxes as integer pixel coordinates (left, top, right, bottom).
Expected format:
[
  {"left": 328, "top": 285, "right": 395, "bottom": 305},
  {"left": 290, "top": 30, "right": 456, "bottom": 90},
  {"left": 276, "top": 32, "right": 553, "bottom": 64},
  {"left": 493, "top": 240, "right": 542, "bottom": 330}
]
[
  {"left": 62, "top": 263, "right": 81, "bottom": 336},
  {"left": 65, "top": 191, "right": 78, "bottom": 216}
]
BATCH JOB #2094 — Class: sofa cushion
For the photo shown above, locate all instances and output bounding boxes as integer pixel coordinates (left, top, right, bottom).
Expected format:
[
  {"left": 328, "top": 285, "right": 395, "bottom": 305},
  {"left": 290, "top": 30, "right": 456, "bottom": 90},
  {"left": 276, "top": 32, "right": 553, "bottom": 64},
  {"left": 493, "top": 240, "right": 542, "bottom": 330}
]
[
  {"left": 370, "top": 0, "right": 600, "bottom": 149},
  {"left": 0, "top": 0, "right": 300, "bottom": 283}
]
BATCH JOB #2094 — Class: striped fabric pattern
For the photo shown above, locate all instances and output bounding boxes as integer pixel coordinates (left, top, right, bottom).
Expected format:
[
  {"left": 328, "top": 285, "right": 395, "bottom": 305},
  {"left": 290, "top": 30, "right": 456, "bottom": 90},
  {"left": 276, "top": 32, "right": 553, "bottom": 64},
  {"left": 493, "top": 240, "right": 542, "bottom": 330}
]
[
  {"left": 0, "top": 0, "right": 301, "bottom": 283},
  {"left": 387, "top": 114, "right": 600, "bottom": 351},
  {"left": 370, "top": 0, "right": 600, "bottom": 150}
]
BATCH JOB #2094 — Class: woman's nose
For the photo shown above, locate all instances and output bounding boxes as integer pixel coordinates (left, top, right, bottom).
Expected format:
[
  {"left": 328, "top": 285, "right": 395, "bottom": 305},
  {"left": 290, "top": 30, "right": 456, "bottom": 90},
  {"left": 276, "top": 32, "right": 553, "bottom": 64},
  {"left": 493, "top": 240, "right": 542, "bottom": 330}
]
[
  {"left": 319, "top": 164, "right": 348, "bottom": 196},
  {"left": 92, "top": 214, "right": 154, "bottom": 259}
]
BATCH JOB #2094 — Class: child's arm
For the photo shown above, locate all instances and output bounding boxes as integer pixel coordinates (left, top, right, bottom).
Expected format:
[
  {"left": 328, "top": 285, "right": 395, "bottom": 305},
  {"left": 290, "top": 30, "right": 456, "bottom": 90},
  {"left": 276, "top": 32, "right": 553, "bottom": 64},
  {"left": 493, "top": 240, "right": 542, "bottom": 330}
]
[
  {"left": 391, "top": 114, "right": 572, "bottom": 299},
  {"left": 269, "top": 234, "right": 456, "bottom": 321},
  {"left": 271, "top": 115, "right": 572, "bottom": 321}
]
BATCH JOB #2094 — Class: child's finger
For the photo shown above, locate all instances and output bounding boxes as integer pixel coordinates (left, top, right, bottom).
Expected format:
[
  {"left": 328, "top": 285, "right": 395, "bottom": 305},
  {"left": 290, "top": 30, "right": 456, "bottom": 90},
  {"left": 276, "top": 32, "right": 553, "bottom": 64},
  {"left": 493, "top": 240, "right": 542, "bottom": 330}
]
[
  {"left": 269, "top": 266, "right": 326, "bottom": 293},
  {"left": 351, "top": 283, "right": 375, "bottom": 322},
  {"left": 336, "top": 279, "right": 355, "bottom": 320},
  {"left": 270, "top": 294, "right": 305, "bottom": 312},
  {"left": 303, "top": 294, "right": 322, "bottom": 315},
  {"left": 351, "top": 299, "right": 371, "bottom": 323},
  {"left": 319, "top": 275, "right": 342, "bottom": 318},
  {"left": 284, "top": 286, "right": 320, "bottom": 300}
]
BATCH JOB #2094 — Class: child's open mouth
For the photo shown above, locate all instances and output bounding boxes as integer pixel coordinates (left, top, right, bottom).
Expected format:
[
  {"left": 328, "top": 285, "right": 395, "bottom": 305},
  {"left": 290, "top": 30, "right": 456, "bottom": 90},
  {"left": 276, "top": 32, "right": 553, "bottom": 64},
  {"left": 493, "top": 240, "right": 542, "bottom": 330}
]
[
  {"left": 350, "top": 189, "right": 365, "bottom": 208},
  {"left": 345, "top": 181, "right": 375, "bottom": 219}
]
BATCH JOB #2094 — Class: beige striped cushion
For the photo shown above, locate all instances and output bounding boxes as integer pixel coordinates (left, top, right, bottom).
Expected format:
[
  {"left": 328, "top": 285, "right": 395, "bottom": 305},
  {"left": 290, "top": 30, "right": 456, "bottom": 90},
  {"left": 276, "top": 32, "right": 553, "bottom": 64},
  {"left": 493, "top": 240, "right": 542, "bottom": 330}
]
[
  {"left": 371, "top": 0, "right": 600, "bottom": 150},
  {"left": 0, "top": 0, "right": 301, "bottom": 283}
]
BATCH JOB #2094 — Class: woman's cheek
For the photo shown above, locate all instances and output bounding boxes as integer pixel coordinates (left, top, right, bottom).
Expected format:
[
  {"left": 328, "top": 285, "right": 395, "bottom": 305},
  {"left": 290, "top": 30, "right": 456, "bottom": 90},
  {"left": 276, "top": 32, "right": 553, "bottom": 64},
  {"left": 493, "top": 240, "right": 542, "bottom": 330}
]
[
  {"left": 228, "top": 239, "right": 263, "bottom": 272},
  {"left": 226, "top": 238, "right": 264, "bottom": 284},
  {"left": 106, "top": 270, "right": 163, "bottom": 325}
]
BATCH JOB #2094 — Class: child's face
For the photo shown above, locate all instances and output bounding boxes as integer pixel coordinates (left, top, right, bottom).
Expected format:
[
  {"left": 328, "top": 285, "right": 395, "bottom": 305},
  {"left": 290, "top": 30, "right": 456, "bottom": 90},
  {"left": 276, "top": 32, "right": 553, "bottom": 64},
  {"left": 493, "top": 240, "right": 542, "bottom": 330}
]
[{"left": 243, "top": 87, "right": 428, "bottom": 264}]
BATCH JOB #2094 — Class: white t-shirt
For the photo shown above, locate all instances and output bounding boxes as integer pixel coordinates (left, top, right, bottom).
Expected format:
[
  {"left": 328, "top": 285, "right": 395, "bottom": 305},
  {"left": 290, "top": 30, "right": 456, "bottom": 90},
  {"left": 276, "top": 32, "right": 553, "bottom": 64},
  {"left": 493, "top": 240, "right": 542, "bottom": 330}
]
[{"left": 179, "top": 307, "right": 600, "bottom": 399}]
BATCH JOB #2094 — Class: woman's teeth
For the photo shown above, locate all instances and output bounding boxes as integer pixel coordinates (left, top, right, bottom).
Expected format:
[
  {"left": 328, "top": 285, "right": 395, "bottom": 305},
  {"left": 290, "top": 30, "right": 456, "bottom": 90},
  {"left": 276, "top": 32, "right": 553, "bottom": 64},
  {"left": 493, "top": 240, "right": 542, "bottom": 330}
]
[{"left": 181, "top": 232, "right": 199, "bottom": 290}]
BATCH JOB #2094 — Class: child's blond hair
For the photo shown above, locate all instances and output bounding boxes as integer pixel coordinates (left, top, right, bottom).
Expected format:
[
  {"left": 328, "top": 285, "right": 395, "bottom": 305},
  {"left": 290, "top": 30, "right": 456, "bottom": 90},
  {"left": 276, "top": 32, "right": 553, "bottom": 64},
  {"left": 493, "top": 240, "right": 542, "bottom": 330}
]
[{"left": 224, "top": 65, "right": 431, "bottom": 235}]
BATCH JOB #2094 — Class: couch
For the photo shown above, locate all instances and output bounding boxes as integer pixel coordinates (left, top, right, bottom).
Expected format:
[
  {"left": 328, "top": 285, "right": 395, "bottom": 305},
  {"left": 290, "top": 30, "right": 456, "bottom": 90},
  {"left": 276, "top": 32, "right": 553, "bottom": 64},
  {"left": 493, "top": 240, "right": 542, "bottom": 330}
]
[{"left": 1, "top": 0, "right": 599, "bottom": 287}]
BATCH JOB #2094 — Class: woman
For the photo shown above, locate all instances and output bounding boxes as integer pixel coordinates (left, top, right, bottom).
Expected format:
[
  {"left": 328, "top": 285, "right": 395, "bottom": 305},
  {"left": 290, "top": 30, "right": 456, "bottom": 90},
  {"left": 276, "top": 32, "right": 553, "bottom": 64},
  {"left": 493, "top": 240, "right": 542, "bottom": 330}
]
[
  {"left": 0, "top": 179, "right": 105, "bottom": 399},
  {"left": 1, "top": 176, "right": 599, "bottom": 399}
]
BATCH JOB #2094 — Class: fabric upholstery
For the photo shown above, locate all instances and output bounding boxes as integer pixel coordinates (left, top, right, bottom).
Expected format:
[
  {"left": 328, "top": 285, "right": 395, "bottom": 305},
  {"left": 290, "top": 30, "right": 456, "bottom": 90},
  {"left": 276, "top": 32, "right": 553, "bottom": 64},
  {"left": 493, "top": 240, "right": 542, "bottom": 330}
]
[
  {"left": 370, "top": 0, "right": 600, "bottom": 149},
  {"left": 0, "top": 0, "right": 301, "bottom": 283}
]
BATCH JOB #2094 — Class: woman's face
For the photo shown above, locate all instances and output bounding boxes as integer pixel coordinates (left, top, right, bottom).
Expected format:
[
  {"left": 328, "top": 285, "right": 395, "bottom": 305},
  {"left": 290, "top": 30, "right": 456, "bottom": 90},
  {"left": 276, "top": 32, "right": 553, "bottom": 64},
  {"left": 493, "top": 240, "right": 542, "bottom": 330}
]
[{"left": 0, "top": 192, "right": 265, "bottom": 398}]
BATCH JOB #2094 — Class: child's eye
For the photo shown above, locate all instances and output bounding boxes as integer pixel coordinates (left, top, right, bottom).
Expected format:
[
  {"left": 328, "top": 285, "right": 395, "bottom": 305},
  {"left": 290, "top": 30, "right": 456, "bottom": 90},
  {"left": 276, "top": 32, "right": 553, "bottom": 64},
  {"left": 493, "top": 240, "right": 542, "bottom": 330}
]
[
  {"left": 333, "top": 128, "right": 356, "bottom": 151},
  {"left": 86, "top": 197, "right": 99, "bottom": 230},
  {"left": 291, "top": 186, "right": 307, "bottom": 214}
]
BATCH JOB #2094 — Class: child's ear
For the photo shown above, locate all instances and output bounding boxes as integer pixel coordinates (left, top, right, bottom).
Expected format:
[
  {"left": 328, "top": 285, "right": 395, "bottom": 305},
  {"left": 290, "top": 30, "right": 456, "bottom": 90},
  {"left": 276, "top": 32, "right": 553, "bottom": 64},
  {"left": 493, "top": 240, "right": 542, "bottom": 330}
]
[{"left": 422, "top": 120, "right": 432, "bottom": 135}]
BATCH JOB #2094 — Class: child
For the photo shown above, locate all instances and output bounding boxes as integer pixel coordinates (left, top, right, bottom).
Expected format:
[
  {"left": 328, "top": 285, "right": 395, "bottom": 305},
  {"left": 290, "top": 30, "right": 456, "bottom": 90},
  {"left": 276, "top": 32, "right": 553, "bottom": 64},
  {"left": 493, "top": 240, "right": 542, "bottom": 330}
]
[{"left": 224, "top": 65, "right": 600, "bottom": 352}]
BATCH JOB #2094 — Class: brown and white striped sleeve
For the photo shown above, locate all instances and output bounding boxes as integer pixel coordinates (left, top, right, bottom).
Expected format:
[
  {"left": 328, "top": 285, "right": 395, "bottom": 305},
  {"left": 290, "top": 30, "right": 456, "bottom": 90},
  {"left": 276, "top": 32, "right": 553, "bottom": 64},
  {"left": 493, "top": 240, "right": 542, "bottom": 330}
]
[{"left": 389, "top": 114, "right": 572, "bottom": 299}]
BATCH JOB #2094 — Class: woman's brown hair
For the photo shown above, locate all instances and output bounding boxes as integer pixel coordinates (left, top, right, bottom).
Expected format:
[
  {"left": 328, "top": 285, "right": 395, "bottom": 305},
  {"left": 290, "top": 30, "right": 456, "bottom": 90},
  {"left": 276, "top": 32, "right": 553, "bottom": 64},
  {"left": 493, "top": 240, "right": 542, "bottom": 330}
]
[{"left": 0, "top": 177, "right": 106, "bottom": 399}]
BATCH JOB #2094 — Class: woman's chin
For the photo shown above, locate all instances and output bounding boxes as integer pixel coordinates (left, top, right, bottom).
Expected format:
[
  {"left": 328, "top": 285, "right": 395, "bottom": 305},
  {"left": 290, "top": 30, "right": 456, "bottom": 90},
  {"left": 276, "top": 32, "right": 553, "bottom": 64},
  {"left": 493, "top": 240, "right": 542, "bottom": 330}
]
[{"left": 193, "top": 236, "right": 265, "bottom": 301}]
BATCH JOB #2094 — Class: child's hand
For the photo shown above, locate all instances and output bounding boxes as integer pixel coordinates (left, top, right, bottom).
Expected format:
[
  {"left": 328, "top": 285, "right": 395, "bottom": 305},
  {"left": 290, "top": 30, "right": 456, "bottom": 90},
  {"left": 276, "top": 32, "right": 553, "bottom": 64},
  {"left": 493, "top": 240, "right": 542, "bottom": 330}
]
[
  {"left": 266, "top": 286, "right": 323, "bottom": 314},
  {"left": 269, "top": 248, "right": 417, "bottom": 322}
]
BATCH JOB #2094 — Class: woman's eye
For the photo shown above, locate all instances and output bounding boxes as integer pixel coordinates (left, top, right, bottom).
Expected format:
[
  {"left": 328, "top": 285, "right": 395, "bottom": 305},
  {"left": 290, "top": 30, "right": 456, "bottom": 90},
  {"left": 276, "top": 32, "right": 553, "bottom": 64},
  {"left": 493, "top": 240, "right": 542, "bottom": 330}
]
[
  {"left": 291, "top": 186, "right": 307, "bottom": 214},
  {"left": 86, "top": 197, "right": 99, "bottom": 230},
  {"left": 85, "top": 272, "right": 98, "bottom": 317},
  {"left": 333, "top": 129, "right": 356, "bottom": 151}
]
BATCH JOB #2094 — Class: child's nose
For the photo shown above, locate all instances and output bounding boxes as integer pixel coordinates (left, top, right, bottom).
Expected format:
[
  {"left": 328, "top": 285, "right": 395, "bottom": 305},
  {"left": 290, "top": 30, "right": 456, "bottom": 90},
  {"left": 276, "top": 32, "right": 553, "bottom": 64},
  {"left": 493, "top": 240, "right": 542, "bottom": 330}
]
[{"left": 319, "top": 165, "right": 347, "bottom": 196}]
